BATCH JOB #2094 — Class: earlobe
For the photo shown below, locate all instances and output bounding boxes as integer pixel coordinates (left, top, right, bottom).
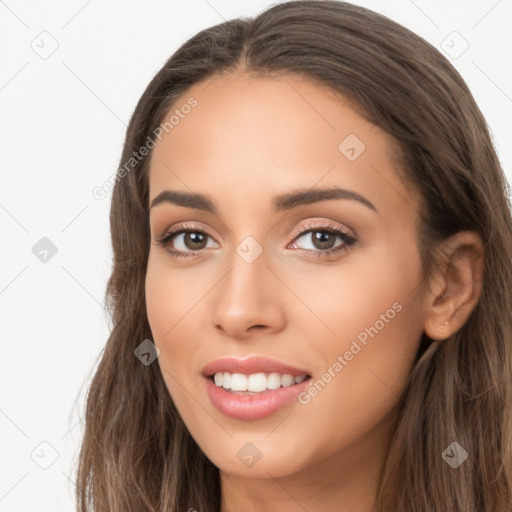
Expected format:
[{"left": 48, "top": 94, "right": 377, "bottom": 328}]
[{"left": 423, "top": 231, "right": 485, "bottom": 341}]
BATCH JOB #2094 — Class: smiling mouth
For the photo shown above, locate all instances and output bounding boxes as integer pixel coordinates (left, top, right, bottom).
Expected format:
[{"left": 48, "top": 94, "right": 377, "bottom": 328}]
[{"left": 208, "top": 371, "right": 312, "bottom": 394}]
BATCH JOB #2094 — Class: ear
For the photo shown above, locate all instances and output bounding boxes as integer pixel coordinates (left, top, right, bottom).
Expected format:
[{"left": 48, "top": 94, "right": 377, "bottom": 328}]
[{"left": 423, "top": 230, "right": 485, "bottom": 341}]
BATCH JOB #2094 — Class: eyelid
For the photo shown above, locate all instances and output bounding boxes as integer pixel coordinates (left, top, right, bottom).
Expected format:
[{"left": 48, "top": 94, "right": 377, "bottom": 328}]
[
  {"left": 155, "top": 218, "right": 357, "bottom": 258},
  {"left": 289, "top": 219, "right": 355, "bottom": 240},
  {"left": 157, "top": 219, "right": 353, "bottom": 243},
  {"left": 158, "top": 221, "right": 220, "bottom": 242}
]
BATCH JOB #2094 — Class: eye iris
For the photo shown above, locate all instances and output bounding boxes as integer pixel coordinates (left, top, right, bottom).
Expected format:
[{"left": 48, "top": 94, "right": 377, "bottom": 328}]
[
  {"left": 312, "top": 231, "right": 336, "bottom": 250},
  {"left": 185, "top": 232, "right": 207, "bottom": 250}
]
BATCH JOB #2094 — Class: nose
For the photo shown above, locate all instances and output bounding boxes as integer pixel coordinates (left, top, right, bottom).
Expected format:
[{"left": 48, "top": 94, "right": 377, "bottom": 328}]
[{"left": 210, "top": 251, "right": 287, "bottom": 340}]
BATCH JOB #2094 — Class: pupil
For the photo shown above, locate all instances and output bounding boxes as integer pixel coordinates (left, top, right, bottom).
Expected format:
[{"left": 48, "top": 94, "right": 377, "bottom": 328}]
[
  {"left": 186, "top": 232, "right": 207, "bottom": 250},
  {"left": 182, "top": 231, "right": 337, "bottom": 251},
  {"left": 313, "top": 231, "right": 335, "bottom": 250}
]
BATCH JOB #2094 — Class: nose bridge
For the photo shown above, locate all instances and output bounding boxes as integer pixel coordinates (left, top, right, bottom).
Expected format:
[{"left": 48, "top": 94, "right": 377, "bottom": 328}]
[{"left": 210, "top": 239, "right": 285, "bottom": 337}]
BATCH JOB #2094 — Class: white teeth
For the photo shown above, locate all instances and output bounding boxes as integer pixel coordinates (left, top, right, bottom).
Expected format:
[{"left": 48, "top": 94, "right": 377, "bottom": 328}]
[
  {"left": 214, "top": 372, "right": 223, "bottom": 387},
  {"left": 248, "top": 372, "right": 267, "bottom": 392},
  {"left": 222, "top": 372, "right": 231, "bottom": 390},
  {"left": 212, "top": 371, "right": 309, "bottom": 392},
  {"left": 267, "top": 372, "right": 282, "bottom": 390},
  {"left": 230, "top": 373, "right": 248, "bottom": 391},
  {"left": 281, "top": 374, "right": 295, "bottom": 387}
]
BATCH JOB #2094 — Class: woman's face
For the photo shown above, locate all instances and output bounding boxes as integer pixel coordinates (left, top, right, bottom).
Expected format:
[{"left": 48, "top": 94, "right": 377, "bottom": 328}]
[{"left": 146, "top": 71, "right": 427, "bottom": 480}]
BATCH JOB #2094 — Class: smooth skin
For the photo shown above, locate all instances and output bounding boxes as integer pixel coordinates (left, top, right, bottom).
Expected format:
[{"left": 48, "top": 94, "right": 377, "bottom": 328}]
[{"left": 145, "top": 70, "right": 484, "bottom": 512}]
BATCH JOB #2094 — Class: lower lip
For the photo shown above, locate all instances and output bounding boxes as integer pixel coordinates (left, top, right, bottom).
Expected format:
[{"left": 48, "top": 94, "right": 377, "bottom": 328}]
[{"left": 204, "top": 376, "right": 311, "bottom": 420}]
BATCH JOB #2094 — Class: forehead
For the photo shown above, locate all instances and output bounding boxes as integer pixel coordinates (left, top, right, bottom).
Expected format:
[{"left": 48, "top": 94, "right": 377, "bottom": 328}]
[{"left": 148, "top": 71, "right": 414, "bottom": 219}]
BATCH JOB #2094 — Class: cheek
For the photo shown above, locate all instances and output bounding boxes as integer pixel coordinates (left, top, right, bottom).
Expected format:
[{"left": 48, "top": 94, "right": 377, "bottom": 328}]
[
  {"left": 145, "top": 256, "right": 202, "bottom": 440},
  {"left": 145, "top": 251, "right": 203, "bottom": 340},
  {"left": 145, "top": 251, "right": 214, "bottom": 416},
  {"left": 145, "top": 253, "right": 199, "bottom": 379},
  {"left": 145, "top": 257, "right": 175, "bottom": 341},
  {"left": 289, "top": 235, "right": 423, "bottom": 345},
  {"left": 294, "top": 241, "right": 425, "bottom": 440}
]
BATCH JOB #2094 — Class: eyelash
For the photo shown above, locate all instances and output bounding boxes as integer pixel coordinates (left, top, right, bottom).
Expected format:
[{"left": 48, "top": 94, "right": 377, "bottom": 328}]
[{"left": 155, "top": 221, "right": 358, "bottom": 260}]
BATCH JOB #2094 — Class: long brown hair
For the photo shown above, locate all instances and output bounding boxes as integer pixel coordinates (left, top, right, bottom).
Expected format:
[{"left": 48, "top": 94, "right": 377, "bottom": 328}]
[{"left": 75, "top": 1, "right": 512, "bottom": 510}]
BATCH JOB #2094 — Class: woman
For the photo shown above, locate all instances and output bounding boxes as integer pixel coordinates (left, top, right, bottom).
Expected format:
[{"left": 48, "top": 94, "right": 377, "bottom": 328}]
[{"left": 75, "top": 1, "right": 512, "bottom": 510}]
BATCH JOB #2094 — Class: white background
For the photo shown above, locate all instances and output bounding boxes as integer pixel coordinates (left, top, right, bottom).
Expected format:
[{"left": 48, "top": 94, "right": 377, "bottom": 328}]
[{"left": 0, "top": 1, "right": 510, "bottom": 510}]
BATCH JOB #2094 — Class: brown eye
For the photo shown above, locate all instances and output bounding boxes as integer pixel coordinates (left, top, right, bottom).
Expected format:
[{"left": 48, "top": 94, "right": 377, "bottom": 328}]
[
  {"left": 288, "top": 225, "right": 358, "bottom": 259},
  {"left": 156, "top": 228, "right": 219, "bottom": 259},
  {"left": 181, "top": 231, "right": 208, "bottom": 250},
  {"left": 309, "top": 231, "right": 337, "bottom": 250}
]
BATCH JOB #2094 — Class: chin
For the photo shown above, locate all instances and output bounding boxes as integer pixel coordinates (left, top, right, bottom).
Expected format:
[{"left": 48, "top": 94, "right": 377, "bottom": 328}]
[{"left": 196, "top": 433, "right": 317, "bottom": 479}]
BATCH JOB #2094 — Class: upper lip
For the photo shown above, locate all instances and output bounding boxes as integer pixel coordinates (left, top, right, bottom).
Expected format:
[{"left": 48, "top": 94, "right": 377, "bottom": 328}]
[{"left": 202, "top": 356, "right": 310, "bottom": 378}]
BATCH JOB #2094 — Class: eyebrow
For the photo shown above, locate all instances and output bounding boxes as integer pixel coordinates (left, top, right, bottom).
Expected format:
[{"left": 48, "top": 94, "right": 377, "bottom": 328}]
[{"left": 149, "top": 187, "right": 377, "bottom": 213}]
